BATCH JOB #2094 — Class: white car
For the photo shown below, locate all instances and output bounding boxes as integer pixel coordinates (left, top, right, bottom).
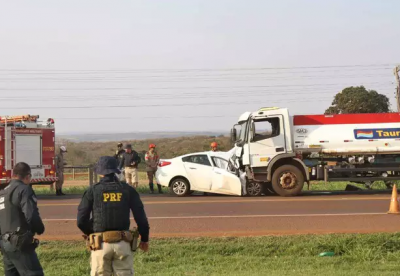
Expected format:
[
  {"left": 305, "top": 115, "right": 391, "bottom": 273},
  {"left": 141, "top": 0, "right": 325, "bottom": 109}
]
[{"left": 155, "top": 151, "right": 262, "bottom": 197}]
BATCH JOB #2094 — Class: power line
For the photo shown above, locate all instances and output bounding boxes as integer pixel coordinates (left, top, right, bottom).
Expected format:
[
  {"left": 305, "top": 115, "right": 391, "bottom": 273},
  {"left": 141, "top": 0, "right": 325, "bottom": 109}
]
[
  {"left": 53, "top": 115, "right": 234, "bottom": 120},
  {"left": 0, "top": 63, "right": 395, "bottom": 72},
  {"left": 0, "top": 82, "right": 392, "bottom": 91},
  {"left": 0, "top": 74, "right": 393, "bottom": 82},
  {"left": 0, "top": 68, "right": 394, "bottom": 78},
  {"left": 0, "top": 97, "right": 337, "bottom": 110},
  {"left": 0, "top": 89, "right": 394, "bottom": 102}
]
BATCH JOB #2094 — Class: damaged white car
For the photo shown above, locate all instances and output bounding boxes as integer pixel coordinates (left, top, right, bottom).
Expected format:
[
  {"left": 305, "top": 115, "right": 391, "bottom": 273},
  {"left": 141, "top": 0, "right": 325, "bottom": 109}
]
[{"left": 155, "top": 151, "right": 262, "bottom": 197}]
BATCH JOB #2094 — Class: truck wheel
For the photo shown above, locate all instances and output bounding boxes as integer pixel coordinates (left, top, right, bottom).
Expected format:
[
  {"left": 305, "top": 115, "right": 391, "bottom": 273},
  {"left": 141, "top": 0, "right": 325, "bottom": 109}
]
[
  {"left": 264, "top": 182, "right": 276, "bottom": 195},
  {"left": 272, "top": 165, "right": 304, "bottom": 197},
  {"left": 169, "top": 178, "right": 190, "bottom": 197},
  {"left": 246, "top": 182, "right": 262, "bottom": 196}
]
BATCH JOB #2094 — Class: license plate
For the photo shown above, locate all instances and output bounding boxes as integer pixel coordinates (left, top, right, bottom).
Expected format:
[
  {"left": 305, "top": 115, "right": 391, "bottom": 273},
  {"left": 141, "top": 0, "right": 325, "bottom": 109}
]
[{"left": 31, "top": 168, "right": 45, "bottom": 178}]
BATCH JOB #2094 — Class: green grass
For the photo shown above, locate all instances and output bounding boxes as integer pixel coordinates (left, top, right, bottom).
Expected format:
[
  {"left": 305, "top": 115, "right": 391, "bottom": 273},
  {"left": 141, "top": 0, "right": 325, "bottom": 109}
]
[
  {"left": 32, "top": 180, "right": 393, "bottom": 196},
  {"left": 1, "top": 234, "right": 400, "bottom": 275},
  {"left": 307, "top": 181, "right": 394, "bottom": 191}
]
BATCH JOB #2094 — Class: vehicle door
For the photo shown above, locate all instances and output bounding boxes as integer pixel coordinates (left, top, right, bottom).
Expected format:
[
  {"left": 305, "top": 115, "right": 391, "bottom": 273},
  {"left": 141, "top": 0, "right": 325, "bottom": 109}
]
[
  {"left": 182, "top": 154, "right": 213, "bottom": 191},
  {"left": 248, "top": 115, "right": 287, "bottom": 167},
  {"left": 210, "top": 157, "right": 242, "bottom": 196}
]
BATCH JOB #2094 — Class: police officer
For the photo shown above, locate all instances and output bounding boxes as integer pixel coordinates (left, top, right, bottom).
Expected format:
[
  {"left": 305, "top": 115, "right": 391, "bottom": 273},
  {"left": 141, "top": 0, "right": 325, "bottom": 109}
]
[
  {"left": 0, "top": 162, "right": 45, "bottom": 276},
  {"left": 114, "top": 143, "right": 125, "bottom": 163},
  {"left": 55, "top": 145, "right": 67, "bottom": 196},
  {"left": 77, "top": 156, "right": 149, "bottom": 276},
  {"left": 119, "top": 144, "right": 141, "bottom": 189}
]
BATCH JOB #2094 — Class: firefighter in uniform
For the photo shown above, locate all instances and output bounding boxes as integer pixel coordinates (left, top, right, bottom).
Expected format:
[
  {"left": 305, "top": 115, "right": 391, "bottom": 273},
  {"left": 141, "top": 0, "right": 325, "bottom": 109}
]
[
  {"left": 0, "top": 162, "right": 45, "bottom": 276},
  {"left": 55, "top": 145, "right": 67, "bottom": 196},
  {"left": 119, "top": 144, "right": 141, "bottom": 189},
  {"left": 77, "top": 156, "right": 149, "bottom": 276},
  {"left": 211, "top": 142, "right": 218, "bottom": 152},
  {"left": 145, "top": 144, "right": 162, "bottom": 194}
]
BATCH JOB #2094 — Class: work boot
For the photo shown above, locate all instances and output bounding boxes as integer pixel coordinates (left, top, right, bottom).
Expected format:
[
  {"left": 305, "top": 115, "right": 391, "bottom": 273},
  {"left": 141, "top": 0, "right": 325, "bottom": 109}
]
[
  {"left": 149, "top": 183, "right": 154, "bottom": 194},
  {"left": 57, "top": 189, "right": 66, "bottom": 196},
  {"left": 157, "top": 184, "right": 163, "bottom": 194}
]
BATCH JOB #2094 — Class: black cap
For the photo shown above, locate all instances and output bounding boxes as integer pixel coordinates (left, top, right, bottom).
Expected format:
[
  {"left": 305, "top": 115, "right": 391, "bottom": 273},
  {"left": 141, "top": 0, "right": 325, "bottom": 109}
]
[
  {"left": 125, "top": 144, "right": 132, "bottom": 149},
  {"left": 95, "top": 156, "right": 121, "bottom": 175}
]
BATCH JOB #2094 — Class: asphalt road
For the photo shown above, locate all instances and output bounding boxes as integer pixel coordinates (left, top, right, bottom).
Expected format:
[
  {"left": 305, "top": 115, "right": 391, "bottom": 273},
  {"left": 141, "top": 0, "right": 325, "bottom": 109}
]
[{"left": 36, "top": 190, "right": 400, "bottom": 240}]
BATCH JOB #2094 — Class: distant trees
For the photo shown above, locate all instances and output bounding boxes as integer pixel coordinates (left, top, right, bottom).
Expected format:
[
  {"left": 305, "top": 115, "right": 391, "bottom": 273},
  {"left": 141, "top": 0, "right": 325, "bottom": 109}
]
[
  {"left": 57, "top": 136, "right": 231, "bottom": 167},
  {"left": 325, "top": 86, "right": 390, "bottom": 114}
]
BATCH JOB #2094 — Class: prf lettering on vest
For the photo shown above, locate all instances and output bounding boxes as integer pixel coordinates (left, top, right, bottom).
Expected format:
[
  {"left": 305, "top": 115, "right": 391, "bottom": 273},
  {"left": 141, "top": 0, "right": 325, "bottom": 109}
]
[
  {"left": 376, "top": 130, "right": 400, "bottom": 137},
  {"left": 103, "top": 193, "right": 123, "bottom": 202}
]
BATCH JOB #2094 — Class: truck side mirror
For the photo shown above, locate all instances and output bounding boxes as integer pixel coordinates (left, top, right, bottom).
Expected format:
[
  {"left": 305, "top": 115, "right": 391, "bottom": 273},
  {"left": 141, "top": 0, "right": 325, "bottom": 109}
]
[{"left": 230, "top": 128, "right": 237, "bottom": 145}]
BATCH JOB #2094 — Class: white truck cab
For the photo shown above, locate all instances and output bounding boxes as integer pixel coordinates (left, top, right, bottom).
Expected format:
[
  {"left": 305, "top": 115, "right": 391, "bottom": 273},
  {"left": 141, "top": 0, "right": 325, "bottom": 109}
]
[
  {"left": 231, "top": 107, "right": 400, "bottom": 196},
  {"left": 231, "top": 107, "right": 309, "bottom": 197}
]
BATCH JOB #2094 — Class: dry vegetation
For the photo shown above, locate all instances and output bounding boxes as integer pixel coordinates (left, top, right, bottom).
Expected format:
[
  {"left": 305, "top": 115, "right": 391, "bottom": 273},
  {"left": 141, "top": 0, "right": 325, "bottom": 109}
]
[{"left": 58, "top": 135, "right": 230, "bottom": 168}]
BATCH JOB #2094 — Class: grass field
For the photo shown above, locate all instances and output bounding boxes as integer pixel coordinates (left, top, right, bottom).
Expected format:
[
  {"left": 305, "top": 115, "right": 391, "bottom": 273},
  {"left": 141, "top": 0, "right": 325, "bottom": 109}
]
[
  {"left": 32, "top": 176, "right": 394, "bottom": 196},
  {"left": 1, "top": 234, "right": 400, "bottom": 275}
]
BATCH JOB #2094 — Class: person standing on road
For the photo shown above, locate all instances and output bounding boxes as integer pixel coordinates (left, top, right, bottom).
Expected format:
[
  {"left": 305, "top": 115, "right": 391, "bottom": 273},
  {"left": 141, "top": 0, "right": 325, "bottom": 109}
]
[
  {"left": 211, "top": 142, "right": 218, "bottom": 152},
  {"left": 145, "top": 144, "right": 162, "bottom": 194},
  {"left": 119, "top": 144, "right": 141, "bottom": 189},
  {"left": 55, "top": 145, "right": 67, "bottom": 196},
  {"left": 0, "top": 162, "right": 45, "bottom": 276},
  {"left": 77, "top": 156, "right": 150, "bottom": 276}
]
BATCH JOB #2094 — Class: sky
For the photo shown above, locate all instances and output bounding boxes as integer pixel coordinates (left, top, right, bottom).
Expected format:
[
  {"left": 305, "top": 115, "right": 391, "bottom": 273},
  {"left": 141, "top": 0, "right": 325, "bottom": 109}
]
[{"left": 0, "top": 0, "right": 399, "bottom": 134}]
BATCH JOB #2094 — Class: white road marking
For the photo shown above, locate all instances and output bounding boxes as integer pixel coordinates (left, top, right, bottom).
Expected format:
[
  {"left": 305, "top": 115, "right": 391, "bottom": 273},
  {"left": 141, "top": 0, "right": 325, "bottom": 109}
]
[{"left": 42, "top": 212, "right": 386, "bottom": 221}]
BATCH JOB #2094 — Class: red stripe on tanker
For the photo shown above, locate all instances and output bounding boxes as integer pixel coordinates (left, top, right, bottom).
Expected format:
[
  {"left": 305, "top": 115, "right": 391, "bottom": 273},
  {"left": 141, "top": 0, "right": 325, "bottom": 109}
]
[
  {"left": 293, "top": 113, "right": 400, "bottom": 125},
  {"left": 293, "top": 112, "right": 400, "bottom": 154}
]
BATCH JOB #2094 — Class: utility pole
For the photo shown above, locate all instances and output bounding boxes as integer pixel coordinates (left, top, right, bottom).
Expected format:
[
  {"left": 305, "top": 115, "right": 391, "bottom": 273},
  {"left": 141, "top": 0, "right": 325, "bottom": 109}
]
[{"left": 394, "top": 65, "right": 400, "bottom": 112}]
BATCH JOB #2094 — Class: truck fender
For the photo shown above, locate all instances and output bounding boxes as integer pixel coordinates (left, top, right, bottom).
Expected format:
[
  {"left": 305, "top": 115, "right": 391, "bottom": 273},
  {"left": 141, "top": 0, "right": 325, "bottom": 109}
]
[
  {"left": 293, "top": 158, "right": 310, "bottom": 182},
  {"left": 266, "top": 154, "right": 309, "bottom": 182}
]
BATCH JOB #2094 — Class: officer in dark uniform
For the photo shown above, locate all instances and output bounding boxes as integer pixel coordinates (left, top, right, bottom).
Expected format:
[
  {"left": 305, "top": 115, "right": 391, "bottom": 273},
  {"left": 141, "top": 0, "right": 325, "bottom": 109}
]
[
  {"left": 119, "top": 144, "right": 141, "bottom": 188},
  {"left": 114, "top": 142, "right": 125, "bottom": 163},
  {"left": 77, "top": 156, "right": 149, "bottom": 275},
  {"left": 0, "top": 162, "right": 45, "bottom": 276}
]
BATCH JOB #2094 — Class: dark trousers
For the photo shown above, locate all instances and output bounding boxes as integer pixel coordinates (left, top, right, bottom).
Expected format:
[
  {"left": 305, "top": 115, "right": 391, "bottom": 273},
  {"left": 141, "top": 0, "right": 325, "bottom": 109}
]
[
  {"left": 147, "top": 171, "right": 162, "bottom": 192},
  {"left": 0, "top": 240, "right": 44, "bottom": 276}
]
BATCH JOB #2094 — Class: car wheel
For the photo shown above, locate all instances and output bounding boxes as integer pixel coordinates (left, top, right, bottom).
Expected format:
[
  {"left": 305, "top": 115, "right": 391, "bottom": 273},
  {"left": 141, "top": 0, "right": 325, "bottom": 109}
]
[
  {"left": 271, "top": 165, "right": 304, "bottom": 197},
  {"left": 246, "top": 181, "right": 263, "bottom": 196},
  {"left": 170, "top": 178, "right": 190, "bottom": 197}
]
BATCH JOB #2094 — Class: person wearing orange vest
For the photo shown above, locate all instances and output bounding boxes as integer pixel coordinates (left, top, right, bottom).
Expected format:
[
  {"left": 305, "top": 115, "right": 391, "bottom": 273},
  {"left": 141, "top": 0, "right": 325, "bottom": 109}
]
[
  {"left": 145, "top": 144, "right": 162, "bottom": 194},
  {"left": 210, "top": 142, "right": 218, "bottom": 152}
]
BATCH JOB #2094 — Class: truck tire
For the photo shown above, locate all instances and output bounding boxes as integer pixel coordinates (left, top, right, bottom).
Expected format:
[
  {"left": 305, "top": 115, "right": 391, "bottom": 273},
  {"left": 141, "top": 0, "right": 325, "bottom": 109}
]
[
  {"left": 271, "top": 165, "right": 304, "bottom": 197},
  {"left": 264, "top": 182, "right": 276, "bottom": 195},
  {"left": 169, "top": 178, "right": 191, "bottom": 197}
]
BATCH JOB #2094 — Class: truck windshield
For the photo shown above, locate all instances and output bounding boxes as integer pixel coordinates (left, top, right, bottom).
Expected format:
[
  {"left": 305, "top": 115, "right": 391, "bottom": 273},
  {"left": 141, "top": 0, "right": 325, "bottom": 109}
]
[{"left": 238, "top": 121, "right": 248, "bottom": 142}]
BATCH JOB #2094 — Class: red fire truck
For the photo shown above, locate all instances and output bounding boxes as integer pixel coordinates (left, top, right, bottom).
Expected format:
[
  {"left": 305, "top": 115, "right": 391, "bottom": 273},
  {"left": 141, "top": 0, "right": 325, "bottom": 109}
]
[{"left": 0, "top": 115, "right": 58, "bottom": 187}]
